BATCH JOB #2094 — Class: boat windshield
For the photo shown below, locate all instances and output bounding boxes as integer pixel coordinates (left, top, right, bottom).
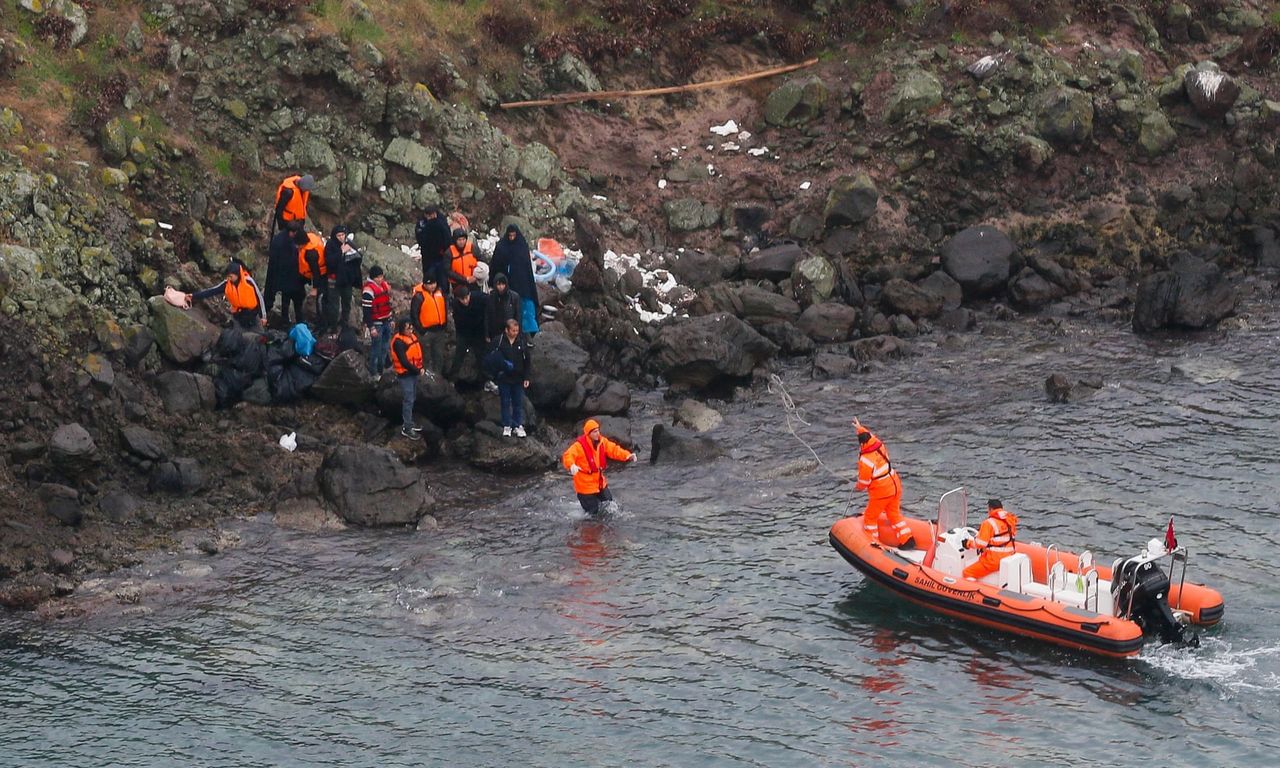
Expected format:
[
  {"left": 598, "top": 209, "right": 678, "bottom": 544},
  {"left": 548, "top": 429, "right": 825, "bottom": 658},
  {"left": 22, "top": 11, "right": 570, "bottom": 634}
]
[{"left": 938, "top": 487, "right": 968, "bottom": 532}]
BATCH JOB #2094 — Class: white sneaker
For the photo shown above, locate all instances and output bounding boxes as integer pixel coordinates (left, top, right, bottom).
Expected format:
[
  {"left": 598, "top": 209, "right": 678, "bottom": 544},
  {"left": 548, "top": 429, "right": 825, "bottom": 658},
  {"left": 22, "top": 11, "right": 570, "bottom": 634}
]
[
  {"left": 514, "top": 426, "right": 527, "bottom": 438},
  {"left": 484, "top": 381, "right": 498, "bottom": 393},
  {"left": 502, "top": 426, "right": 512, "bottom": 437}
]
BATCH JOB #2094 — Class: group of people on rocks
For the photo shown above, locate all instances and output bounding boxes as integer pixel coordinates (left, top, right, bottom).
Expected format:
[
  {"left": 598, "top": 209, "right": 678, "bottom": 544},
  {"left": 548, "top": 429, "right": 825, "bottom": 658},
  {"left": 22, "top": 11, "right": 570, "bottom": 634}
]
[{"left": 187, "top": 171, "right": 638, "bottom": 515}]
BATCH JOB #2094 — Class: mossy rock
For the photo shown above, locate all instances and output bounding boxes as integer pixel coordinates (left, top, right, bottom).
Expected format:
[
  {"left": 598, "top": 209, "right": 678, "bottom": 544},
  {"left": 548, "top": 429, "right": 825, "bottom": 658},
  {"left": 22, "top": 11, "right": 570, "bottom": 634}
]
[
  {"left": 1138, "top": 111, "right": 1176, "bottom": 156},
  {"left": 764, "top": 77, "right": 829, "bottom": 127},
  {"left": 1035, "top": 87, "right": 1094, "bottom": 146},
  {"left": 886, "top": 69, "right": 943, "bottom": 124},
  {"left": 99, "top": 118, "right": 128, "bottom": 163},
  {"left": 100, "top": 168, "right": 129, "bottom": 189}
]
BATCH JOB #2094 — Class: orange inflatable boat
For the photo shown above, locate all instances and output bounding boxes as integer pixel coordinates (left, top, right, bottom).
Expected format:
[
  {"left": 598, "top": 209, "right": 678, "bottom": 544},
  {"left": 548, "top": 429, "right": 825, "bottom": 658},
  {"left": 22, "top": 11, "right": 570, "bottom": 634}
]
[{"left": 829, "top": 489, "right": 1224, "bottom": 658}]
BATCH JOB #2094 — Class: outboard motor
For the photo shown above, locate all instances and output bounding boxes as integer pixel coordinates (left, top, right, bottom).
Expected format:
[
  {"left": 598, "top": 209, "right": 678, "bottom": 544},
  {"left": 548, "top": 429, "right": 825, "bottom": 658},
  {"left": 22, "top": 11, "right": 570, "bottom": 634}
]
[{"left": 1111, "top": 551, "right": 1187, "bottom": 645}]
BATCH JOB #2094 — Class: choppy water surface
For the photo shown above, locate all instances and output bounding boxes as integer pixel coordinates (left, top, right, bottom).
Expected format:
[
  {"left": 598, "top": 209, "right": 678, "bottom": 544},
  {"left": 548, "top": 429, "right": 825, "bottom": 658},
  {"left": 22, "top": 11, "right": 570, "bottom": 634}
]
[{"left": 4, "top": 301, "right": 1280, "bottom": 767}]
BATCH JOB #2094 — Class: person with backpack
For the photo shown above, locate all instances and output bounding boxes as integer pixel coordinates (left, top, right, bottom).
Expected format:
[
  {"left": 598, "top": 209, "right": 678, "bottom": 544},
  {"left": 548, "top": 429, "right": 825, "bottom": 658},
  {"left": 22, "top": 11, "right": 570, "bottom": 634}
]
[
  {"left": 484, "top": 273, "right": 521, "bottom": 344},
  {"left": 489, "top": 318, "right": 531, "bottom": 438}
]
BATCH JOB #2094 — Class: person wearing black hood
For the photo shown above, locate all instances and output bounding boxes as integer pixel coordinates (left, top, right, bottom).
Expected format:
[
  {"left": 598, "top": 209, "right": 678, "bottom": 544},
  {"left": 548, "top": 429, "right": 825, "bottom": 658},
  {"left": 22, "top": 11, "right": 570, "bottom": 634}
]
[
  {"left": 489, "top": 223, "right": 540, "bottom": 336},
  {"left": 266, "top": 222, "right": 304, "bottom": 325},
  {"left": 485, "top": 273, "right": 522, "bottom": 344},
  {"left": 414, "top": 205, "right": 451, "bottom": 288},
  {"left": 326, "top": 225, "right": 361, "bottom": 328}
]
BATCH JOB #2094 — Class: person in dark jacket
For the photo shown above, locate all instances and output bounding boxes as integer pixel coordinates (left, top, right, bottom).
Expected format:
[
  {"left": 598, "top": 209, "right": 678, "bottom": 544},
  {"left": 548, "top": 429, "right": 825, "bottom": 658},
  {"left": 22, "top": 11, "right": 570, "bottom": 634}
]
[
  {"left": 493, "top": 318, "right": 531, "bottom": 438},
  {"left": 449, "top": 283, "right": 488, "bottom": 381},
  {"left": 326, "top": 225, "right": 362, "bottom": 328},
  {"left": 489, "top": 224, "right": 540, "bottom": 336},
  {"left": 414, "top": 205, "right": 451, "bottom": 288},
  {"left": 484, "top": 273, "right": 521, "bottom": 343},
  {"left": 266, "top": 224, "right": 304, "bottom": 324}
]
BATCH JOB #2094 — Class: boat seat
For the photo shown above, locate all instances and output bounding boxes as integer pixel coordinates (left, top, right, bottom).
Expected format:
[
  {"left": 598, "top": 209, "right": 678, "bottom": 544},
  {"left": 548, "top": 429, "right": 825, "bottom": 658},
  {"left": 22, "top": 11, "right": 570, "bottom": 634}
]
[
  {"left": 998, "top": 553, "right": 1033, "bottom": 592},
  {"left": 894, "top": 547, "right": 926, "bottom": 564},
  {"left": 996, "top": 554, "right": 1088, "bottom": 607}
]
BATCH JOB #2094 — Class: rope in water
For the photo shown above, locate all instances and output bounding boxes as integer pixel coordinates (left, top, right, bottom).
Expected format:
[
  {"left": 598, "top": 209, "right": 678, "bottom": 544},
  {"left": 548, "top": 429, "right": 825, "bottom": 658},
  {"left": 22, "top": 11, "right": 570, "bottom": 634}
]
[{"left": 767, "top": 374, "right": 857, "bottom": 514}]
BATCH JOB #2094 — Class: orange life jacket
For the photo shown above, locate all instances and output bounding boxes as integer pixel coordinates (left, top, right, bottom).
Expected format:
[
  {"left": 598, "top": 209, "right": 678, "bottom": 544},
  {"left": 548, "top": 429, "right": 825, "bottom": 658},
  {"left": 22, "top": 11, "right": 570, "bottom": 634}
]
[
  {"left": 297, "top": 232, "right": 327, "bottom": 280},
  {"left": 275, "top": 175, "right": 310, "bottom": 223},
  {"left": 856, "top": 433, "right": 899, "bottom": 498},
  {"left": 448, "top": 241, "right": 477, "bottom": 285},
  {"left": 390, "top": 331, "right": 423, "bottom": 376},
  {"left": 561, "top": 419, "right": 633, "bottom": 495},
  {"left": 974, "top": 508, "right": 1018, "bottom": 553},
  {"left": 224, "top": 266, "right": 259, "bottom": 312},
  {"left": 413, "top": 284, "right": 447, "bottom": 330}
]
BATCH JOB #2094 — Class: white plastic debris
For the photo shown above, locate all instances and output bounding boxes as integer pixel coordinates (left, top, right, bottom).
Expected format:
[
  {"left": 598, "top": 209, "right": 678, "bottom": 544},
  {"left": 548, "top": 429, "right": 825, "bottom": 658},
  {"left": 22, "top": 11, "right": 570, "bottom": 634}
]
[
  {"left": 157, "top": 221, "right": 174, "bottom": 231},
  {"left": 279, "top": 432, "right": 297, "bottom": 452},
  {"left": 720, "top": 142, "right": 741, "bottom": 152},
  {"left": 592, "top": 194, "right": 608, "bottom": 201},
  {"left": 737, "top": 130, "right": 752, "bottom": 140},
  {"left": 706, "top": 145, "right": 713, "bottom": 151},
  {"left": 747, "top": 147, "right": 770, "bottom": 157},
  {"left": 710, "top": 119, "right": 739, "bottom": 136},
  {"left": 658, "top": 179, "right": 668, "bottom": 190},
  {"left": 706, "top": 164, "right": 716, "bottom": 176},
  {"left": 800, "top": 181, "right": 812, "bottom": 191}
]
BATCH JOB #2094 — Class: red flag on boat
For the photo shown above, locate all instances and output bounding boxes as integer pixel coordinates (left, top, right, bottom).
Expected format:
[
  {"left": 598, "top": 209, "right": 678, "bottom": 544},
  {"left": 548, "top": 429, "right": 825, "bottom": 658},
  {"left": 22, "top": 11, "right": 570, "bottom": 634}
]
[{"left": 1165, "top": 517, "right": 1177, "bottom": 551}]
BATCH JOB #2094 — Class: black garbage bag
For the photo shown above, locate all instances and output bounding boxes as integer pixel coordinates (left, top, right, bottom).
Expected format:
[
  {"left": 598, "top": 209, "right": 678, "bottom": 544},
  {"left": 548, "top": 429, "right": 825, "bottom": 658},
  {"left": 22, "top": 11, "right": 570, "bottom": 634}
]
[
  {"left": 216, "top": 328, "right": 245, "bottom": 359},
  {"left": 233, "top": 336, "right": 267, "bottom": 375},
  {"left": 214, "top": 366, "right": 255, "bottom": 408}
]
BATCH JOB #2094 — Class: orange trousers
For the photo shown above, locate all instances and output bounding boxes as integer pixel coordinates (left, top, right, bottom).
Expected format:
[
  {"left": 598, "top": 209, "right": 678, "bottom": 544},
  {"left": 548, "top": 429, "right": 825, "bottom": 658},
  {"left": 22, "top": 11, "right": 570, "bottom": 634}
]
[
  {"left": 963, "top": 550, "right": 1010, "bottom": 580},
  {"left": 861, "top": 482, "right": 912, "bottom": 546}
]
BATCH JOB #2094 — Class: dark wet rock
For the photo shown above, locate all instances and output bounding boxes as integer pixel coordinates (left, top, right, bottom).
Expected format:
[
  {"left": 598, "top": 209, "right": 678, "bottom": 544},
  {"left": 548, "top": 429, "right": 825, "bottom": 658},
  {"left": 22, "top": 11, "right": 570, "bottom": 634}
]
[
  {"left": 82, "top": 353, "right": 115, "bottom": 392},
  {"left": 318, "top": 445, "right": 434, "bottom": 527},
  {"left": 39, "top": 483, "right": 82, "bottom": 527},
  {"left": 664, "top": 250, "right": 732, "bottom": 288},
  {"left": 1246, "top": 226, "right": 1280, "bottom": 269},
  {"left": 851, "top": 335, "right": 910, "bottom": 363},
  {"left": 763, "top": 76, "right": 828, "bottom": 127},
  {"left": 650, "top": 424, "right": 723, "bottom": 465},
  {"left": 243, "top": 378, "right": 272, "bottom": 406},
  {"left": 9, "top": 441, "right": 45, "bottom": 464},
  {"left": 376, "top": 371, "right": 466, "bottom": 426},
  {"left": 311, "top": 349, "right": 376, "bottom": 405},
  {"left": 49, "top": 423, "right": 97, "bottom": 476},
  {"left": 812, "top": 352, "right": 860, "bottom": 380},
  {"left": 273, "top": 498, "right": 347, "bottom": 532},
  {"left": 155, "top": 371, "right": 216, "bottom": 414},
  {"left": 1036, "top": 87, "right": 1094, "bottom": 145},
  {"left": 664, "top": 198, "right": 721, "bottom": 232},
  {"left": 936, "top": 308, "right": 977, "bottom": 331},
  {"left": 1008, "top": 267, "right": 1066, "bottom": 310},
  {"left": 823, "top": 174, "right": 878, "bottom": 228},
  {"left": 148, "top": 296, "right": 218, "bottom": 365},
  {"left": 757, "top": 320, "right": 816, "bottom": 356},
  {"left": 564, "top": 374, "right": 630, "bottom": 415},
  {"left": 591, "top": 416, "right": 634, "bottom": 449},
  {"left": 650, "top": 313, "right": 777, "bottom": 391},
  {"left": 1045, "top": 373, "right": 1101, "bottom": 403},
  {"left": 469, "top": 424, "right": 558, "bottom": 472},
  {"left": 941, "top": 225, "right": 1016, "bottom": 299},
  {"left": 738, "top": 285, "right": 801, "bottom": 324},
  {"left": 123, "top": 325, "right": 156, "bottom": 367},
  {"left": 674, "top": 399, "right": 723, "bottom": 432},
  {"left": 528, "top": 329, "right": 590, "bottom": 409},
  {"left": 149, "top": 458, "right": 206, "bottom": 495},
  {"left": 1133, "top": 254, "right": 1238, "bottom": 332},
  {"left": 120, "top": 425, "right": 171, "bottom": 462},
  {"left": 881, "top": 278, "right": 944, "bottom": 319},
  {"left": 98, "top": 490, "right": 142, "bottom": 522},
  {"left": 743, "top": 243, "right": 804, "bottom": 281},
  {"left": 1184, "top": 69, "right": 1240, "bottom": 120},
  {"left": 797, "top": 302, "right": 860, "bottom": 343},
  {"left": 919, "top": 270, "right": 963, "bottom": 311}
]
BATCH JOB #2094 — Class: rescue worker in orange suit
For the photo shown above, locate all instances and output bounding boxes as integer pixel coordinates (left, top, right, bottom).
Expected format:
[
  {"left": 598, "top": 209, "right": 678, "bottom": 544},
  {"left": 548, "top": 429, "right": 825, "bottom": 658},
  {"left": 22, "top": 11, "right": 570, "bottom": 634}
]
[
  {"left": 562, "top": 418, "right": 637, "bottom": 515},
  {"left": 188, "top": 260, "right": 267, "bottom": 329},
  {"left": 854, "top": 418, "right": 916, "bottom": 550},
  {"left": 272, "top": 174, "right": 314, "bottom": 235},
  {"left": 963, "top": 499, "right": 1019, "bottom": 580}
]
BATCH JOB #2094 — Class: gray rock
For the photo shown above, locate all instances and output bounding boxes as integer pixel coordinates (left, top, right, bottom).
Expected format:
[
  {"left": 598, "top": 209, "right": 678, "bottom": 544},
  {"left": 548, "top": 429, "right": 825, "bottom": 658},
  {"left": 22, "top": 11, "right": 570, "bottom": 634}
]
[
  {"left": 757, "top": 321, "right": 816, "bottom": 356},
  {"left": 49, "top": 423, "right": 97, "bottom": 476},
  {"left": 376, "top": 370, "right": 466, "bottom": 425},
  {"left": 664, "top": 198, "right": 720, "bottom": 232},
  {"left": 243, "top": 378, "right": 272, "bottom": 406},
  {"left": 469, "top": 425, "right": 559, "bottom": 472},
  {"left": 1183, "top": 69, "right": 1240, "bottom": 119},
  {"left": 919, "top": 270, "right": 963, "bottom": 311},
  {"left": 81, "top": 353, "right": 115, "bottom": 392},
  {"left": 881, "top": 278, "right": 944, "bottom": 319},
  {"left": 823, "top": 174, "right": 878, "bottom": 228},
  {"left": 763, "top": 77, "right": 829, "bottom": 127},
  {"left": 318, "top": 445, "right": 434, "bottom": 527},
  {"left": 98, "top": 490, "right": 142, "bottom": 522},
  {"left": 674, "top": 399, "right": 723, "bottom": 432},
  {"left": 39, "top": 484, "right": 82, "bottom": 526},
  {"left": 812, "top": 352, "right": 860, "bottom": 380},
  {"left": 941, "top": 225, "right": 1016, "bottom": 299},
  {"left": 311, "top": 349, "right": 376, "bottom": 405},
  {"left": 99, "top": 118, "right": 128, "bottom": 163},
  {"left": 155, "top": 371, "right": 216, "bottom": 415},
  {"left": 517, "top": 142, "right": 558, "bottom": 190},
  {"left": 797, "top": 302, "right": 860, "bottom": 342},
  {"left": 120, "top": 425, "right": 171, "bottom": 461},
  {"left": 1133, "top": 253, "right": 1238, "bottom": 332},
  {"left": 1008, "top": 267, "right": 1065, "bottom": 310},
  {"left": 124, "top": 325, "right": 156, "bottom": 367},
  {"left": 887, "top": 68, "right": 943, "bottom": 123},
  {"left": 663, "top": 250, "right": 727, "bottom": 289},
  {"left": 565, "top": 374, "right": 630, "bottom": 415},
  {"left": 149, "top": 458, "right": 206, "bottom": 495},
  {"left": 792, "top": 254, "right": 837, "bottom": 305},
  {"left": 936, "top": 307, "right": 976, "bottom": 331},
  {"left": 851, "top": 335, "right": 911, "bottom": 363},
  {"left": 738, "top": 285, "right": 801, "bottom": 324},
  {"left": 743, "top": 243, "right": 804, "bottom": 281},
  {"left": 528, "top": 329, "right": 590, "bottom": 409},
  {"left": 650, "top": 313, "right": 778, "bottom": 391},
  {"left": 1138, "top": 111, "right": 1176, "bottom": 156},
  {"left": 291, "top": 133, "right": 338, "bottom": 174},
  {"left": 1036, "top": 87, "right": 1094, "bottom": 145},
  {"left": 148, "top": 296, "right": 218, "bottom": 364},
  {"left": 8, "top": 441, "right": 45, "bottom": 463},
  {"left": 551, "top": 53, "right": 601, "bottom": 92},
  {"left": 384, "top": 137, "right": 441, "bottom": 177},
  {"left": 650, "top": 424, "right": 723, "bottom": 465}
]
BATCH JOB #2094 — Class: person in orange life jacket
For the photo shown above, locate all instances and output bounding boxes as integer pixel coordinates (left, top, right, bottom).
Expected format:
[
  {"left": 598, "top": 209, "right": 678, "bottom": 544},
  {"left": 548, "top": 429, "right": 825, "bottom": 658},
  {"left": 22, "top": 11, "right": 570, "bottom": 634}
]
[
  {"left": 854, "top": 418, "right": 916, "bottom": 550},
  {"left": 189, "top": 261, "right": 267, "bottom": 329},
  {"left": 410, "top": 274, "right": 448, "bottom": 375},
  {"left": 445, "top": 228, "right": 478, "bottom": 289},
  {"left": 362, "top": 265, "right": 394, "bottom": 376},
  {"left": 493, "top": 319, "right": 531, "bottom": 437},
  {"left": 963, "top": 499, "right": 1020, "bottom": 580},
  {"left": 562, "top": 418, "right": 636, "bottom": 515},
  {"left": 390, "top": 317, "right": 425, "bottom": 440},
  {"left": 326, "top": 225, "right": 362, "bottom": 329},
  {"left": 449, "top": 282, "right": 488, "bottom": 381},
  {"left": 484, "top": 273, "right": 521, "bottom": 343},
  {"left": 294, "top": 227, "right": 333, "bottom": 334},
  {"left": 415, "top": 205, "right": 451, "bottom": 288},
  {"left": 272, "top": 174, "right": 314, "bottom": 234}
]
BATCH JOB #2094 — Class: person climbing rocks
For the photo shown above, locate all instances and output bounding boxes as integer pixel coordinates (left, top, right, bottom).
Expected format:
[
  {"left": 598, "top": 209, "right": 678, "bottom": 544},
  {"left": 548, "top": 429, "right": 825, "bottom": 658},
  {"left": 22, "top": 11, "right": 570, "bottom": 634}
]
[
  {"left": 484, "top": 273, "right": 521, "bottom": 343},
  {"left": 266, "top": 222, "right": 304, "bottom": 325},
  {"left": 963, "top": 500, "right": 1020, "bottom": 580},
  {"left": 449, "top": 282, "right": 488, "bottom": 382},
  {"left": 295, "top": 227, "right": 332, "bottom": 334},
  {"left": 326, "top": 225, "right": 362, "bottom": 328},
  {"left": 362, "top": 265, "right": 393, "bottom": 376},
  {"left": 491, "top": 318, "right": 531, "bottom": 437},
  {"left": 489, "top": 223, "right": 540, "bottom": 337},
  {"left": 272, "top": 173, "right": 314, "bottom": 235},
  {"left": 410, "top": 274, "right": 448, "bottom": 375},
  {"left": 188, "top": 260, "right": 266, "bottom": 330},
  {"left": 415, "top": 205, "right": 451, "bottom": 288},
  {"left": 854, "top": 418, "right": 915, "bottom": 550},
  {"left": 445, "top": 228, "right": 478, "bottom": 290},
  {"left": 390, "top": 317, "right": 424, "bottom": 441},
  {"left": 562, "top": 418, "right": 637, "bottom": 515}
]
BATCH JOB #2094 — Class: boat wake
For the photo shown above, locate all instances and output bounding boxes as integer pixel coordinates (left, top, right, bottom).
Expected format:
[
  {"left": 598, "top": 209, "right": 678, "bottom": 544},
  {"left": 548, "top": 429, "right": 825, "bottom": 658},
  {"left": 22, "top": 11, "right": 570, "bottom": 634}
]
[{"left": 1141, "top": 637, "right": 1280, "bottom": 693}]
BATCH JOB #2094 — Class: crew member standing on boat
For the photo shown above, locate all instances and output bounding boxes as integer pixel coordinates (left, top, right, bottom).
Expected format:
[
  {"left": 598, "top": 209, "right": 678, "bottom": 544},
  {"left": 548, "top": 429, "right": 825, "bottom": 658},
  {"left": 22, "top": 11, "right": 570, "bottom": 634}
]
[
  {"left": 854, "top": 418, "right": 915, "bottom": 550},
  {"left": 963, "top": 499, "right": 1019, "bottom": 580}
]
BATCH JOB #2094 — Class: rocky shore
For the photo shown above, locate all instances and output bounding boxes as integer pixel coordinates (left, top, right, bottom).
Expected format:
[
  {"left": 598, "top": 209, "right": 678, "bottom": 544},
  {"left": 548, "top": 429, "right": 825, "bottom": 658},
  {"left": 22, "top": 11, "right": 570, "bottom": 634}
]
[{"left": 1, "top": 0, "right": 1277, "bottom": 611}]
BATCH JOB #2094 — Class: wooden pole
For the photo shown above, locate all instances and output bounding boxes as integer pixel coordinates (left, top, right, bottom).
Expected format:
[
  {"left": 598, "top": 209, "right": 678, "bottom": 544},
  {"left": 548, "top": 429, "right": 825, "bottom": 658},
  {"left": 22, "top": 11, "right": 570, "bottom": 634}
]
[{"left": 500, "top": 58, "right": 820, "bottom": 109}]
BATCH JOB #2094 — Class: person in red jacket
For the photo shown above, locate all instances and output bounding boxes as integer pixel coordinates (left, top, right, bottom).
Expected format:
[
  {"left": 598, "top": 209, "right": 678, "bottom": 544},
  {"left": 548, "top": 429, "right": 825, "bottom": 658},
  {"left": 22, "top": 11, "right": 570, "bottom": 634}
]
[
  {"left": 854, "top": 418, "right": 915, "bottom": 550},
  {"left": 361, "top": 265, "right": 393, "bottom": 375},
  {"left": 562, "top": 418, "right": 636, "bottom": 515}
]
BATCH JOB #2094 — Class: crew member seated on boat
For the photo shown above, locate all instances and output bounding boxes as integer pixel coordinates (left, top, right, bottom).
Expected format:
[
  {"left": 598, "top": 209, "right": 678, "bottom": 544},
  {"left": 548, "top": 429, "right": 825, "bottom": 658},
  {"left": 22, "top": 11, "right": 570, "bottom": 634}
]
[
  {"left": 963, "top": 500, "right": 1020, "bottom": 580},
  {"left": 854, "top": 419, "right": 915, "bottom": 550}
]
